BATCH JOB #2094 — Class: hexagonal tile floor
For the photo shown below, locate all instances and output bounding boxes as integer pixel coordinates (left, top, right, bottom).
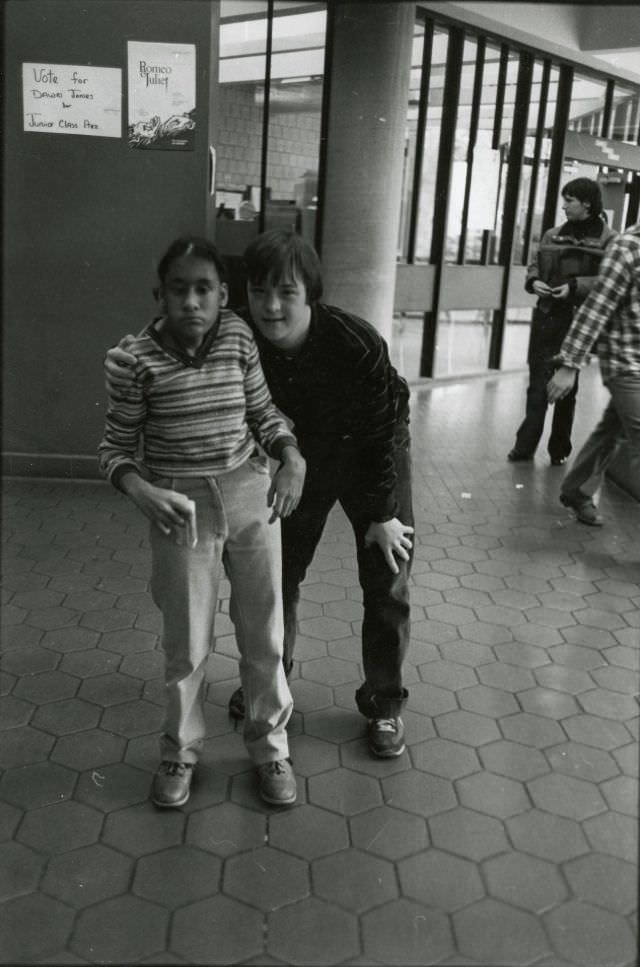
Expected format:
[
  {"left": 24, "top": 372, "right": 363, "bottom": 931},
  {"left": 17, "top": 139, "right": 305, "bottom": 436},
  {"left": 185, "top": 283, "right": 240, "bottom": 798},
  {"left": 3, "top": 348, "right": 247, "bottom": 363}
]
[{"left": 1, "top": 368, "right": 638, "bottom": 965}]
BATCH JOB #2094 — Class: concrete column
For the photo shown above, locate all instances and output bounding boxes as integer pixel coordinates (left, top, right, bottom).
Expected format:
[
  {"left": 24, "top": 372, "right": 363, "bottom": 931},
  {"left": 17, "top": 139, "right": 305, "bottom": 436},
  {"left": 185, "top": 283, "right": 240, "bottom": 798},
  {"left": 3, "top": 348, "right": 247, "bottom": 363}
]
[{"left": 319, "top": 1, "right": 415, "bottom": 341}]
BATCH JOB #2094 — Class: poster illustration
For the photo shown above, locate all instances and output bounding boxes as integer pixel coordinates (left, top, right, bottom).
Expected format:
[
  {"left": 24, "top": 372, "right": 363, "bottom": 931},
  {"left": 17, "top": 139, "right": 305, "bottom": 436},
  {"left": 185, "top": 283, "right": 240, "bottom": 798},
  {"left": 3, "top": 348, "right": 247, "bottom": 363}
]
[
  {"left": 22, "top": 63, "right": 121, "bottom": 137},
  {"left": 127, "top": 41, "right": 196, "bottom": 150}
]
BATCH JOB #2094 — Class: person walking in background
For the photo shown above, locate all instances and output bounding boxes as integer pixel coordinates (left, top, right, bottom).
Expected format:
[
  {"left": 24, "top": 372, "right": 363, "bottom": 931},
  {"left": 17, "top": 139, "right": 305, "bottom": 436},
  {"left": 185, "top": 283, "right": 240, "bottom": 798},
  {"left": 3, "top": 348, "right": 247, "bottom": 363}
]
[
  {"left": 104, "top": 230, "right": 415, "bottom": 760},
  {"left": 99, "top": 236, "right": 306, "bottom": 808},
  {"left": 547, "top": 222, "right": 640, "bottom": 526},
  {"left": 508, "top": 178, "right": 616, "bottom": 466}
]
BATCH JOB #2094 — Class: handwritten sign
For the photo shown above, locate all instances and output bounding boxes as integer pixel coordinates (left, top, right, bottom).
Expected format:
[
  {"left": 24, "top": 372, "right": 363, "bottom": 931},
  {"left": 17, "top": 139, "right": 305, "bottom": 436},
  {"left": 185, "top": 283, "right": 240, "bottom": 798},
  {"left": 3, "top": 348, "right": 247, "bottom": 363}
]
[
  {"left": 22, "top": 63, "right": 122, "bottom": 138},
  {"left": 127, "top": 42, "right": 195, "bottom": 150}
]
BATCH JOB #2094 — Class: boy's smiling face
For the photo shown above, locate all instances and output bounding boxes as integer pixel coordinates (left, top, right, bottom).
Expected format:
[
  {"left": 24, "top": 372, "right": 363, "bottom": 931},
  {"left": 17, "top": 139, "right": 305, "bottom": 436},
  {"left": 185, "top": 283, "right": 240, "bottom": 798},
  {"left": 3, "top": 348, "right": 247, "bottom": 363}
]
[
  {"left": 160, "top": 255, "right": 228, "bottom": 352},
  {"left": 247, "top": 270, "right": 312, "bottom": 354}
]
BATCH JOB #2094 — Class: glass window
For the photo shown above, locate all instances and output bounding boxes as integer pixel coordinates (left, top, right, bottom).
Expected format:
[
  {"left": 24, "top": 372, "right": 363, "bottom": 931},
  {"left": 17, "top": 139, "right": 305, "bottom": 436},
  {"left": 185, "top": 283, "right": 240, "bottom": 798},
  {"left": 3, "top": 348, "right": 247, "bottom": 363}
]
[
  {"left": 217, "top": 2, "right": 268, "bottom": 237},
  {"left": 504, "top": 62, "right": 560, "bottom": 373},
  {"left": 433, "top": 310, "right": 493, "bottom": 377},
  {"left": 215, "top": 1, "right": 327, "bottom": 255},
  {"left": 544, "top": 66, "right": 560, "bottom": 131},
  {"left": 501, "top": 308, "right": 534, "bottom": 370},
  {"left": 522, "top": 64, "right": 559, "bottom": 260},
  {"left": 397, "top": 23, "right": 425, "bottom": 260},
  {"left": 568, "top": 72, "right": 608, "bottom": 137},
  {"left": 491, "top": 49, "right": 520, "bottom": 264},
  {"left": 414, "top": 27, "right": 449, "bottom": 262},
  {"left": 498, "top": 50, "right": 520, "bottom": 146},
  {"left": 611, "top": 85, "right": 640, "bottom": 144},
  {"left": 463, "top": 43, "right": 502, "bottom": 264},
  {"left": 621, "top": 170, "right": 635, "bottom": 227},
  {"left": 390, "top": 312, "right": 423, "bottom": 381},
  {"left": 264, "top": 2, "right": 327, "bottom": 243},
  {"left": 444, "top": 37, "right": 477, "bottom": 263},
  {"left": 512, "top": 60, "right": 545, "bottom": 265}
]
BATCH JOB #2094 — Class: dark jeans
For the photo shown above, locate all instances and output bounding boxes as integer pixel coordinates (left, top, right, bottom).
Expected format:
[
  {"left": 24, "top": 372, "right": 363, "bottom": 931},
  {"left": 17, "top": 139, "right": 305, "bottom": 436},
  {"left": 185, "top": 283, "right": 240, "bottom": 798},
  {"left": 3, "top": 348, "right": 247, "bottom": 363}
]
[
  {"left": 514, "top": 359, "right": 579, "bottom": 460},
  {"left": 281, "top": 416, "right": 414, "bottom": 718}
]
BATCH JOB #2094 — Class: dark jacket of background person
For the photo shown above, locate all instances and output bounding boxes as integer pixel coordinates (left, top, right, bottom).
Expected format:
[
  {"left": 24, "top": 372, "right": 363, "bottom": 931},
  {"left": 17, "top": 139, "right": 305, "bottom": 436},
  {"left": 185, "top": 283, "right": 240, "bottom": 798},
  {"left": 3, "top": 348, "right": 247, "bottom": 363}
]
[{"left": 525, "top": 215, "right": 617, "bottom": 363}]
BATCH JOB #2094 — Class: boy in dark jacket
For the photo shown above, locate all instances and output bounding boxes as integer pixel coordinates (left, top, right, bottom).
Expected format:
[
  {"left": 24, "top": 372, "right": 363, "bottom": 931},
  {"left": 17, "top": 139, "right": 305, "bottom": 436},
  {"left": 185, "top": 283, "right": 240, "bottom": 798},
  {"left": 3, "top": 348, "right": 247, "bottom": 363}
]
[{"left": 508, "top": 178, "right": 616, "bottom": 465}]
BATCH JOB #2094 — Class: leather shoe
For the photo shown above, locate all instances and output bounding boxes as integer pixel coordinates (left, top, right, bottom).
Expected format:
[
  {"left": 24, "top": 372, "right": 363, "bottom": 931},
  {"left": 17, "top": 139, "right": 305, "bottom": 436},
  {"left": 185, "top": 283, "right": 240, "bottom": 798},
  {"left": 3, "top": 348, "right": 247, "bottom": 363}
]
[
  {"left": 507, "top": 449, "right": 533, "bottom": 462},
  {"left": 560, "top": 493, "right": 603, "bottom": 526},
  {"left": 368, "top": 717, "right": 406, "bottom": 758},
  {"left": 151, "top": 761, "right": 194, "bottom": 808},
  {"left": 258, "top": 759, "right": 297, "bottom": 805}
]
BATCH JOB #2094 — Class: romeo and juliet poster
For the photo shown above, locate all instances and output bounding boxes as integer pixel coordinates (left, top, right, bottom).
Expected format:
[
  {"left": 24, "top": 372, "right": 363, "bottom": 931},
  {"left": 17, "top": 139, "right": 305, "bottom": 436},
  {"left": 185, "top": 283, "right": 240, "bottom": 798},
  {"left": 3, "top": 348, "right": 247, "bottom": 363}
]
[{"left": 127, "top": 41, "right": 196, "bottom": 150}]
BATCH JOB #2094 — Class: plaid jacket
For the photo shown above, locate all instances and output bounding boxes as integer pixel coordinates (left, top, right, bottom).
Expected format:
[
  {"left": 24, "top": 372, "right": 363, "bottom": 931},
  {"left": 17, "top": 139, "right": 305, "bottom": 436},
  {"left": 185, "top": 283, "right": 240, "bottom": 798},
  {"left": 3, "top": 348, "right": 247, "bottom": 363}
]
[{"left": 557, "top": 223, "right": 640, "bottom": 383}]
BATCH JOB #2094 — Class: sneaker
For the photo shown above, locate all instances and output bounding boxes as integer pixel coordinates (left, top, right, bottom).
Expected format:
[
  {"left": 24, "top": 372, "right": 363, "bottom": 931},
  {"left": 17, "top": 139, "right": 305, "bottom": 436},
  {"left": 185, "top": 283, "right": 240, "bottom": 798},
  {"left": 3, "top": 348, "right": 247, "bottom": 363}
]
[
  {"left": 228, "top": 686, "right": 245, "bottom": 720},
  {"left": 151, "top": 761, "right": 194, "bottom": 808},
  {"left": 560, "top": 493, "right": 603, "bottom": 526},
  {"left": 368, "top": 717, "right": 406, "bottom": 758},
  {"left": 258, "top": 759, "right": 297, "bottom": 805},
  {"left": 507, "top": 449, "right": 533, "bottom": 462}
]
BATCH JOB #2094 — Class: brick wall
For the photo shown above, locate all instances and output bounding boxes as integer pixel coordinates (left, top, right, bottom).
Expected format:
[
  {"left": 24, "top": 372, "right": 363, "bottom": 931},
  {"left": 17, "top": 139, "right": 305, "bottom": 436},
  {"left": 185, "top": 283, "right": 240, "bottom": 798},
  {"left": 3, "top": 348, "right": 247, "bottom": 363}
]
[{"left": 217, "top": 85, "right": 321, "bottom": 200}]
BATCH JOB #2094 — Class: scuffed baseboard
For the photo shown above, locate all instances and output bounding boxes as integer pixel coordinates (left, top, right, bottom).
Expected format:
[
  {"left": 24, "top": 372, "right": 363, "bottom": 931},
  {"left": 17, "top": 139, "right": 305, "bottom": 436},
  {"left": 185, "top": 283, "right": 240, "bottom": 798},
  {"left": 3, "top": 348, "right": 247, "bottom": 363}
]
[{"left": 2, "top": 452, "right": 101, "bottom": 480}]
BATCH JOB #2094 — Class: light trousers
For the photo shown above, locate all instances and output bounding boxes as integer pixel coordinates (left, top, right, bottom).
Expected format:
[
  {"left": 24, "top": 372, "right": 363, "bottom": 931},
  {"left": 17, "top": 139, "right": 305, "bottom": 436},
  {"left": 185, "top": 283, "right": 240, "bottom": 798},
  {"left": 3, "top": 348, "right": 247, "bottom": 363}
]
[
  {"left": 561, "top": 373, "right": 640, "bottom": 501},
  {"left": 150, "top": 456, "right": 292, "bottom": 766}
]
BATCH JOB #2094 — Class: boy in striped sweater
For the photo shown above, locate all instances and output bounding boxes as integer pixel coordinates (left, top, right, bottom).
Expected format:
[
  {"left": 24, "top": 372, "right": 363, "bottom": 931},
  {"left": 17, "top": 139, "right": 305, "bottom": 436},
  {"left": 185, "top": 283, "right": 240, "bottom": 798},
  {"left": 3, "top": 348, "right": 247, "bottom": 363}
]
[
  {"left": 99, "top": 237, "right": 305, "bottom": 808},
  {"left": 105, "top": 230, "right": 414, "bottom": 761}
]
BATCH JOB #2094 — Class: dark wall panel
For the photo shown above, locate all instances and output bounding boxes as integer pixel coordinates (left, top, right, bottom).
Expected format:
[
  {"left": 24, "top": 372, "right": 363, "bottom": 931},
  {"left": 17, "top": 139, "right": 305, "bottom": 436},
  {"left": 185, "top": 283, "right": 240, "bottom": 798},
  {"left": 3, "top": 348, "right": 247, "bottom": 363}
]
[{"left": 3, "top": 0, "right": 215, "bottom": 463}]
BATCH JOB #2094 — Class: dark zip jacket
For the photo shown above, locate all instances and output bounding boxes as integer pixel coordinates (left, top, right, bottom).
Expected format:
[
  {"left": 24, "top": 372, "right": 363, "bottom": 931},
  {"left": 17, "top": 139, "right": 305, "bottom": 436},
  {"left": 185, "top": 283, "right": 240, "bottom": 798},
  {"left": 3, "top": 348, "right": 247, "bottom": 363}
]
[{"left": 525, "top": 215, "right": 617, "bottom": 361}]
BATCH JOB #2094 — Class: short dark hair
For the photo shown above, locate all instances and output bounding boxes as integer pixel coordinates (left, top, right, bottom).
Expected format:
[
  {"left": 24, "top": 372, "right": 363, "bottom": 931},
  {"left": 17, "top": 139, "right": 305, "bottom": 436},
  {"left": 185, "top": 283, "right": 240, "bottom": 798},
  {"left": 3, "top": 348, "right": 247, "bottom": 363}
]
[
  {"left": 243, "top": 230, "right": 323, "bottom": 305},
  {"left": 561, "top": 178, "right": 603, "bottom": 216},
  {"left": 157, "top": 236, "right": 228, "bottom": 285}
]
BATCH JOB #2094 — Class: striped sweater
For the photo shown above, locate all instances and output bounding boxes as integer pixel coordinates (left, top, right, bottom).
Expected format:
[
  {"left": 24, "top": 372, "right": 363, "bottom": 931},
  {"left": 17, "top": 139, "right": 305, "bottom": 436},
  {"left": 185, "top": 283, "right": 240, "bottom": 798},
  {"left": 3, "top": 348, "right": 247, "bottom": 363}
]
[{"left": 98, "top": 308, "right": 298, "bottom": 488}]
